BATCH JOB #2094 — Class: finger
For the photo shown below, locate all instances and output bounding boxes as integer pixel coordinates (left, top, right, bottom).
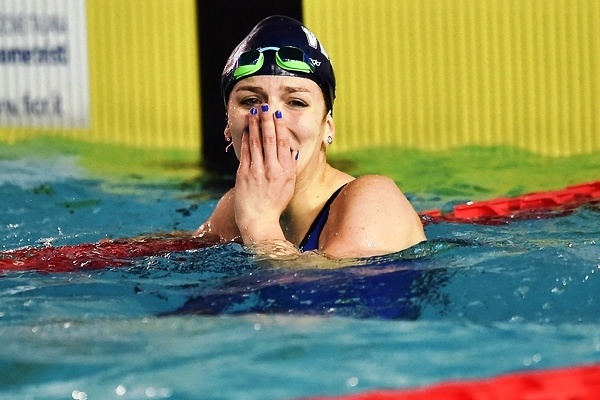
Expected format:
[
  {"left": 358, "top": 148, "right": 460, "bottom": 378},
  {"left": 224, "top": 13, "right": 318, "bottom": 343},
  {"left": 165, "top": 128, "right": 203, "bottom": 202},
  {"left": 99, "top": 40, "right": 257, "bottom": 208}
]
[
  {"left": 237, "top": 124, "right": 250, "bottom": 175},
  {"left": 247, "top": 107, "right": 264, "bottom": 168},
  {"left": 259, "top": 104, "right": 278, "bottom": 168},
  {"left": 273, "top": 110, "right": 293, "bottom": 168}
]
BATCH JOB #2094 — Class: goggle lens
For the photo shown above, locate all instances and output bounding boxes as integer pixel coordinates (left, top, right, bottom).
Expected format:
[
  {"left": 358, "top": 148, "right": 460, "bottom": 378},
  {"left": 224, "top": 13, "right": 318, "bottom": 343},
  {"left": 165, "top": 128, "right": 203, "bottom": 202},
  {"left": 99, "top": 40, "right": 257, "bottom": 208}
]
[
  {"left": 275, "top": 46, "right": 314, "bottom": 74},
  {"left": 233, "top": 50, "right": 264, "bottom": 79},
  {"left": 233, "top": 46, "right": 314, "bottom": 80}
]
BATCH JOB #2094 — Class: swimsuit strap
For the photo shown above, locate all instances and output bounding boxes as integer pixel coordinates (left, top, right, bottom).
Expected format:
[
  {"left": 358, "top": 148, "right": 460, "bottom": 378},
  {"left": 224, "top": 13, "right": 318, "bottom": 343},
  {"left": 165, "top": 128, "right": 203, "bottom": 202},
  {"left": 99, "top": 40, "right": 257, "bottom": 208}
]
[{"left": 298, "top": 184, "right": 348, "bottom": 252}]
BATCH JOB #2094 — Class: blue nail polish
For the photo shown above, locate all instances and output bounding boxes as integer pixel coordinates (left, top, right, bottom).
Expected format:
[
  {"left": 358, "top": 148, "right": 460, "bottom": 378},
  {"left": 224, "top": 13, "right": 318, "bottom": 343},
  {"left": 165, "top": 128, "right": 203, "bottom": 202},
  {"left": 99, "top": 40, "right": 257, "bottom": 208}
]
[
  {"left": 250, "top": 107, "right": 258, "bottom": 116},
  {"left": 275, "top": 110, "right": 282, "bottom": 119},
  {"left": 295, "top": 151, "right": 300, "bottom": 160},
  {"left": 261, "top": 104, "right": 269, "bottom": 112}
]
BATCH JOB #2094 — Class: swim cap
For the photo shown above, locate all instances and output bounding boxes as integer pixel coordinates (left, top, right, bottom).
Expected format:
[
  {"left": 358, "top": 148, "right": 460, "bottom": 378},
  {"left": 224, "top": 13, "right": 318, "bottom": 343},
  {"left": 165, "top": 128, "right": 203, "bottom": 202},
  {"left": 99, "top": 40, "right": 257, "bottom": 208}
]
[{"left": 221, "top": 15, "right": 336, "bottom": 113}]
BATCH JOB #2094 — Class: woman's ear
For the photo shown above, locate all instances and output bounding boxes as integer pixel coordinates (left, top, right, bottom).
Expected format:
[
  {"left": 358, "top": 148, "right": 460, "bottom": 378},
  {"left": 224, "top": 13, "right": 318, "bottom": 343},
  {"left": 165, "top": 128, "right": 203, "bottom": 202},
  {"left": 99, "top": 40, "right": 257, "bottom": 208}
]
[
  {"left": 224, "top": 126, "right": 232, "bottom": 142},
  {"left": 323, "top": 110, "right": 335, "bottom": 147}
]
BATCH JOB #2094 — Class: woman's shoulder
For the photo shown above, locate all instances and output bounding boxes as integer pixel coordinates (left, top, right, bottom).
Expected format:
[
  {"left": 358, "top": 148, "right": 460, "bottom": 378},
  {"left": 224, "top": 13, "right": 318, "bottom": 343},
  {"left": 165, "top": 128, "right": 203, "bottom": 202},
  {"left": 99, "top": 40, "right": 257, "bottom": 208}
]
[
  {"left": 344, "top": 174, "right": 398, "bottom": 187},
  {"left": 338, "top": 174, "right": 406, "bottom": 203},
  {"left": 335, "top": 174, "right": 418, "bottom": 224},
  {"left": 320, "top": 174, "right": 425, "bottom": 257}
]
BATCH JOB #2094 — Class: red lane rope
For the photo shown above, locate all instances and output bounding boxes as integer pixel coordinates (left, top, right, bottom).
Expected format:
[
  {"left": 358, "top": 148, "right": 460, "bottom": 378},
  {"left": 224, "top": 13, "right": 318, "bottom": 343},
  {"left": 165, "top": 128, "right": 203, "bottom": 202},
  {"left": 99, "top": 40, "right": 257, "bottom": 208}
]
[
  {"left": 1, "top": 180, "right": 598, "bottom": 273},
  {"left": 0, "top": 236, "right": 214, "bottom": 273},
  {"left": 303, "top": 364, "right": 600, "bottom": 400},
  {"left": 419, "top": 180, "right": 600, "bottom": 224}
]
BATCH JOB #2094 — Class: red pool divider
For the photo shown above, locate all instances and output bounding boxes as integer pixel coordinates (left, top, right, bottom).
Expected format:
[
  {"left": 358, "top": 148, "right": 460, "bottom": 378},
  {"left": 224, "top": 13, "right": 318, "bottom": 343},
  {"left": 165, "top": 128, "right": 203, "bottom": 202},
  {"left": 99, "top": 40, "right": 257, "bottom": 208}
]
[
  {"left": 302, "top": 364, "right": 600, "bottom": 400},
  {"left": 419, "top": 180, "right": 600, "bottom": 224},
  {"left": 0, "top": 236, "right": 214, "bottom": 273},
  {"left": 1, "top": 180, "right": 598, "bottom": 273}
]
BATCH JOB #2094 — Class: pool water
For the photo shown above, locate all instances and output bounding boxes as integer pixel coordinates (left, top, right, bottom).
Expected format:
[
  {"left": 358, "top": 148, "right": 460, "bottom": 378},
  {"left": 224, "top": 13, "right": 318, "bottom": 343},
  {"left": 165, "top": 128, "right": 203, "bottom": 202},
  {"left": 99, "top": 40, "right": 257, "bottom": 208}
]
[{"left": 1, "top": 152, "right": 599, "bottom": 400}]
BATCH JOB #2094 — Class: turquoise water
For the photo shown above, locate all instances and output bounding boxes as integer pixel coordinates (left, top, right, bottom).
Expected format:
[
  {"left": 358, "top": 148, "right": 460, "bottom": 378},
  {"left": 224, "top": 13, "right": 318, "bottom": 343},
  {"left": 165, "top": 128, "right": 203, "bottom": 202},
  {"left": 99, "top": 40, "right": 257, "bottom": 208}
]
[{"left": 1, "top": 155, "right": 599, "bottom": 400}]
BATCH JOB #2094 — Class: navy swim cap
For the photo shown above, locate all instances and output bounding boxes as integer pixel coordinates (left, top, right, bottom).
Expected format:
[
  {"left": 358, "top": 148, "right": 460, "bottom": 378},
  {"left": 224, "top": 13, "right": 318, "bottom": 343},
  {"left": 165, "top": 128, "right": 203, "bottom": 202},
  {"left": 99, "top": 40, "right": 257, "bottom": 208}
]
[{"left": 221, "top": 15, "right": 336, "bottom": 113}]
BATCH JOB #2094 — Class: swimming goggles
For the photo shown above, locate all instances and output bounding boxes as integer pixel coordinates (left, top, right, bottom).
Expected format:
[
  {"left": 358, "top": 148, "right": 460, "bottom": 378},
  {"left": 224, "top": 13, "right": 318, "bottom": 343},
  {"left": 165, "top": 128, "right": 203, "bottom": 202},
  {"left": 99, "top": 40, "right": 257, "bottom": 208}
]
[{"left": 233, "top": 46, "right": 315, "bottom": 80}]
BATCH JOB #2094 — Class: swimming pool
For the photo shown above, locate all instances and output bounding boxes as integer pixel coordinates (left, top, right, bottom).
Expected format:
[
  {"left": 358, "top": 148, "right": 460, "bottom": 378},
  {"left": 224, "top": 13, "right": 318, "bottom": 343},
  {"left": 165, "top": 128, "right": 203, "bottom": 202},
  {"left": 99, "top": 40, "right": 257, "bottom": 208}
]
[{"left": 1, "top": 151, "right": 599, "bottom": 400}]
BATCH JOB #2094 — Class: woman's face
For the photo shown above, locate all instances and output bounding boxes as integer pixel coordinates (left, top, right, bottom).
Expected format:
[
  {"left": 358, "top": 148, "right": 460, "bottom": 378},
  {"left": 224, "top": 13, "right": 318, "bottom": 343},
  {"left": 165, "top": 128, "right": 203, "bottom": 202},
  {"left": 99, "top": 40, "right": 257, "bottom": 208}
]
[{"left": 226, "top": 75, "right": 333, "bottom": 170}]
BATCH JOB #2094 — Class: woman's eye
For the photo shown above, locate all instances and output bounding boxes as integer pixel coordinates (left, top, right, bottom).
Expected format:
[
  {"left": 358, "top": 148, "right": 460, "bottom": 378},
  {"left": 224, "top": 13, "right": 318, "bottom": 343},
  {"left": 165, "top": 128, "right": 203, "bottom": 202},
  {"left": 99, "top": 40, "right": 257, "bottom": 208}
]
[
  {"left": 239, "top": 97, "right": 261, "bottom": 107},
  {"left": 289, "top": 99, "right": 308, "bottom": 108}
]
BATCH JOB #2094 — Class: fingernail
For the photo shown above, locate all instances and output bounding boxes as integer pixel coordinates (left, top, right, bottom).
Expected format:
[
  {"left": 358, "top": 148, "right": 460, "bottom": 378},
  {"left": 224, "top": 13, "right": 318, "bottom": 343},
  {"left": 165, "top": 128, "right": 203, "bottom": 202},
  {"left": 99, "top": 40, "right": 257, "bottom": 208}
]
[
  {"left": 250, "top": 107, "right": 258, "bottom": 116},
  {"left": 275, "top": 110, "right": 282, "bottom": 119},
  {"left": 295, "top": 151, "right": 300, "bottom": 160},
  {"left": 261, "top": 104, "right": 269, "bottom": 112}
]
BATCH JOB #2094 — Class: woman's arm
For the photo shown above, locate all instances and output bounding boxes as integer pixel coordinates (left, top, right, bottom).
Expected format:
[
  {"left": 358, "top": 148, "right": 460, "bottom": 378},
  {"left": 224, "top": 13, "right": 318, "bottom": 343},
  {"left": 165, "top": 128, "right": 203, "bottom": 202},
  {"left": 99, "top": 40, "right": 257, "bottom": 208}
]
[
  {"left": 195, "top": 188, "right": 306, "bottom": 261},
  {"left": 194, "top": 188, "right": 242, "bottom": 243},
  {"left": 318, "top": 175, "right": 426, "bottom": 258},
  {"left": 195, "top": 176, "right": 425, "bottom": 261}
]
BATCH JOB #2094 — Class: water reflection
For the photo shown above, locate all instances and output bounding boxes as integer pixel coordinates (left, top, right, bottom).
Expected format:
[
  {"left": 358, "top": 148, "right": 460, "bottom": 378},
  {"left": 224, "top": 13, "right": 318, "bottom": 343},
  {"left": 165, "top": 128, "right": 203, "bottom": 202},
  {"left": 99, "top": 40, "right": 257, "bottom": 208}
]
[{"left": 166, "top": 239, "right": 465, "bottom": 319}]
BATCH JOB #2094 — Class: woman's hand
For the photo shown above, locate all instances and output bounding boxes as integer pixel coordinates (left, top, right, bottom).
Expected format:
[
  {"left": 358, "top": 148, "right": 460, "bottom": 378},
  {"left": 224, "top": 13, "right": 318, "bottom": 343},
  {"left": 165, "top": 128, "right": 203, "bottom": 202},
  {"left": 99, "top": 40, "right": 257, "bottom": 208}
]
[{"left": 233, "top": 105, "right": 297, "bottom": 244}]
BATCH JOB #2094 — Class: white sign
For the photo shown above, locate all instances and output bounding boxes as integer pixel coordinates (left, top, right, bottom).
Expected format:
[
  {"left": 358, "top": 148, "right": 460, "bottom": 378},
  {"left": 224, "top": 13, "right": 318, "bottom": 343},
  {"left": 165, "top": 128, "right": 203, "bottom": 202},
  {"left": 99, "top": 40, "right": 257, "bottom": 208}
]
[{"left": 0, "top": 0, "right": 90, "bottom": 128}]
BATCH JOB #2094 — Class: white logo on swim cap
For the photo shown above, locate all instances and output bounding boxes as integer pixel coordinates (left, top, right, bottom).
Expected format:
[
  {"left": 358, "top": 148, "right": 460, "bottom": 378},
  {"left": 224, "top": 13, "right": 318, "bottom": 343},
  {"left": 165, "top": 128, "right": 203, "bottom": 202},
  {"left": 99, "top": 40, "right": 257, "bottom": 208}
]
[
  {"left": 301, "top": 26, "right": 318, "bottom": 49},
  {"left": 301, "top": 26, "right": 330, "bottom": 61}
]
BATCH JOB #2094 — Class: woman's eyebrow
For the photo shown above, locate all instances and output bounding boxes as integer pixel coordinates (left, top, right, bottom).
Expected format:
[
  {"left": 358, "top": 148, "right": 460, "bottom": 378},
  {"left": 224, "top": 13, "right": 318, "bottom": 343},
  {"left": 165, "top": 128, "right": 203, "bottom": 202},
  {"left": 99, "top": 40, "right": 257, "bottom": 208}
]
[
  {"left": 283, "top": 85, "right": 311, "bottom": 94},
  {"left": 234, "top": 85, "right": 265, "bottom": 94}
]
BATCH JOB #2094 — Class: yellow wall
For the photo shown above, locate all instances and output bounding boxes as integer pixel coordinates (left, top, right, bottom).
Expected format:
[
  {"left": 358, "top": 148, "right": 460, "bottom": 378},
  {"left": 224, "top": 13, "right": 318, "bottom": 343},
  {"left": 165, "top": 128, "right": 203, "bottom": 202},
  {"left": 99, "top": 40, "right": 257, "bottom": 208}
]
[
  {"left": 304, "top": 0, "right": 600, "bottom": 156},
  {"left": 0, "top": 0, "right": 201, "bottom": 151},
  {"left": 3, "top": 0, "right": 599, "bottom": 158}
]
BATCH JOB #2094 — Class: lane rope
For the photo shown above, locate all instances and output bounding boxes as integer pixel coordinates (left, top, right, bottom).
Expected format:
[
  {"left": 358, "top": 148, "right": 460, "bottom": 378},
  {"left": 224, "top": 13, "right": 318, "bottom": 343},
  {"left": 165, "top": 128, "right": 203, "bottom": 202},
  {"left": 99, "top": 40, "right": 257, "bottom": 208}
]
[
  {"left": 419, "top": 180, "right": 600, "bottom": 224},
  {"left": 1, "top": 180, "right": 598, "bottom": 273},
  {"left": 301, "top": 363, "right": 600, "bottom": 400}
]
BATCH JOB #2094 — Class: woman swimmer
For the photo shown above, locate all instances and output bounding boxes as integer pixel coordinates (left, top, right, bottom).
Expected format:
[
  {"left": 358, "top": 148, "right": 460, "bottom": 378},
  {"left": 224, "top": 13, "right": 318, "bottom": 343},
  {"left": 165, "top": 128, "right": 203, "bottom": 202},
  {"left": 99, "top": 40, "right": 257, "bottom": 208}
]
[{"left": 194, "top": 15, "right": 426, "bottom": 259}]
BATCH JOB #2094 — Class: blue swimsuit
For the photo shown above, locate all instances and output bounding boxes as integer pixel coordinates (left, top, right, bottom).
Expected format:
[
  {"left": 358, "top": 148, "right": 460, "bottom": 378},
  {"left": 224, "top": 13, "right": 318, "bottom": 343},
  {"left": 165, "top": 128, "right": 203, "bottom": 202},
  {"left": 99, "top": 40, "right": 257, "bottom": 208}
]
[{"left": 298, "top": 185, "right": 347, "bottom": 252}]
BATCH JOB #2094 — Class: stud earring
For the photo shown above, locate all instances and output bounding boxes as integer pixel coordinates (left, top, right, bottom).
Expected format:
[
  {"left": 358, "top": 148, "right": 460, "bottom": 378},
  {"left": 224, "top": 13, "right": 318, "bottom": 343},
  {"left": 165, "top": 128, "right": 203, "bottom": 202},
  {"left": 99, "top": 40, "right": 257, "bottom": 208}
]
[{"left": 326, "top": 136, "right": 333, "bottom": 145}]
